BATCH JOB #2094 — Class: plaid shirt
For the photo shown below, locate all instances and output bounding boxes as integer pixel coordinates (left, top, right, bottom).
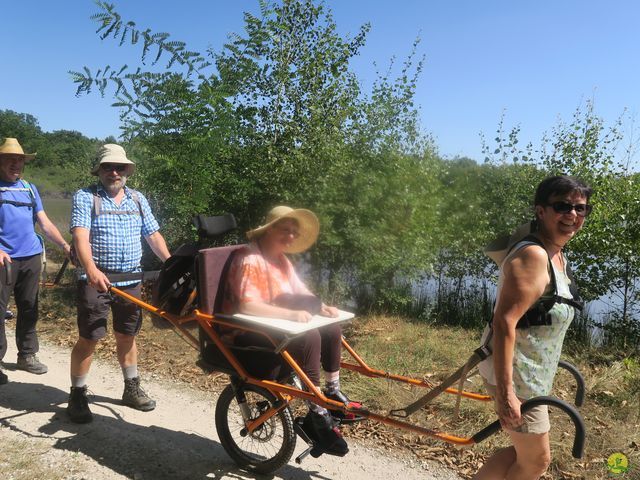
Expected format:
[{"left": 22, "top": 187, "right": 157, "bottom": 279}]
[{"left": 70, "top": 184, "right": 160, "bottom": 286}]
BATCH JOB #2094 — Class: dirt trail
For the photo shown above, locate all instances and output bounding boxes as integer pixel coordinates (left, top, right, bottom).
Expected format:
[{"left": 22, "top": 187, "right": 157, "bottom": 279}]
[{"left": 0, "top": 332, "right": 462, "bottom": 480}]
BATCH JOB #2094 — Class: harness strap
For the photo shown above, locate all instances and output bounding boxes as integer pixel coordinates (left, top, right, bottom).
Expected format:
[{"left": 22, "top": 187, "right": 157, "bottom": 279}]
[
  {"left": 553, "top": 295, "right": 584, "bottom": 311},
  {"left": 0, "top": 180, "right": 38, "bottom": 224},
  {"left": 0, "top": 199, "right": 36, "bottom": 207},
  {"left": 512, "top": 235, "right": 583, "bottom": 328},
  {"left": 90, "top": 185, "right": 143, "bottom": 218}
]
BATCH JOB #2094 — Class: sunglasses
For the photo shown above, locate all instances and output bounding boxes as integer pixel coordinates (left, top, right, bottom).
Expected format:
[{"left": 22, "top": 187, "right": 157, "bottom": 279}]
[
  {"left": 100, "top": 163, "right": 127, "bottom": 173},
  {"left": 548, "top": 201, "right": 593, "bottom": 217}
]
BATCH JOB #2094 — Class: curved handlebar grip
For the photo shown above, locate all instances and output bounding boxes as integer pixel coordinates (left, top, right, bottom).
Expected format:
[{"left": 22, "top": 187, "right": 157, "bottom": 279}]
[
  {"left": 558, "top": 360, "right": 585, "bottom": 407},
  {"left": 2, "top": 257, "right": 12, "bottom": 286},
  {"left": 471, "top": 396, "right": 585, "bottom": 459}
]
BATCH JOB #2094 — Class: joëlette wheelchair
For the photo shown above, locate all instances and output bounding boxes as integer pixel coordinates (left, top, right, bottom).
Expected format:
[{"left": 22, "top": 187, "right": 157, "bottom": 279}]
[{"left": 104, "top": 214, "right": 586, "bottom": 474}]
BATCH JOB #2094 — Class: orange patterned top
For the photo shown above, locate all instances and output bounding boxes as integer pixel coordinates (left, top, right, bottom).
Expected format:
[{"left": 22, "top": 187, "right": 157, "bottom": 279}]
[{"left": 223, "top": 242, "right": 312, "bottom": 313}]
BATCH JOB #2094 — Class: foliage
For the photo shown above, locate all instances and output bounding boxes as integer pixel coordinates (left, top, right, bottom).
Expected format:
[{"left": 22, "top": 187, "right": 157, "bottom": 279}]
[
  {"left": 71, "top": 0, "right": 439, "bottom": 311},
  {"left": 482, "top": 101, "right": 640, "bottom": 349},
  {"left": 0, "top": 109, "right": 102, "bottom": 195},
  {"left": 64, "top": 0, "right": 640, "bottom": 350}
]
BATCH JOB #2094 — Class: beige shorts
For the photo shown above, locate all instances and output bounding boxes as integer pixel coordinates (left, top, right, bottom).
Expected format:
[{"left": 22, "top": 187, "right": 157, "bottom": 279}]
[{"left": 483, "top": 381, "right": 550, "bottom": 434}]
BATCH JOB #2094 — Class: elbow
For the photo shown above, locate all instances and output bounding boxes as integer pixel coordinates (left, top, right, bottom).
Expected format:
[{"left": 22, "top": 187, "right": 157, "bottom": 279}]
[{"left": 492, "top": 316, "right": 517, "bottom": 339}]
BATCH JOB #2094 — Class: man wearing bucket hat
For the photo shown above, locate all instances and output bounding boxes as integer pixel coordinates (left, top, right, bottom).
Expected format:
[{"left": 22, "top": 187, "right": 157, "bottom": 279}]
[
  {"left": 67, "top": 144, "right": 170, "bottom": 423},
  {"left": 0, "top": 138, "right": 71, "bottom": 384},
  {"left": 222, "top": 205, "right": 361, "bottom": 457}
]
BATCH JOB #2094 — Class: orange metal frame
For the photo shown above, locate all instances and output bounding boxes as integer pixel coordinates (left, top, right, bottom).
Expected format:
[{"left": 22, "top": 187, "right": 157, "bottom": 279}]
[{"left": 111, "top": 286, "right": 492, "bottom": 446}]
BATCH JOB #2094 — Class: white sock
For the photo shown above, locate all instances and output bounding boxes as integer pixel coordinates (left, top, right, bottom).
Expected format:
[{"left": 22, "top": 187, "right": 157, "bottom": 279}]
[
  {"left": 121, "top": 364, "right": 138, "bottom": 380},
  {"left": 71, "top": 375, "right": 88, "bottom": 388}
]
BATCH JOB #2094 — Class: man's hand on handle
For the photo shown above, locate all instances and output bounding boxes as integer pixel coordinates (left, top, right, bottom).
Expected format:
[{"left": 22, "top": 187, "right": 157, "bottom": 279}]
[{"left": 86, "top": 266, "right": 111, "bottom": 293}]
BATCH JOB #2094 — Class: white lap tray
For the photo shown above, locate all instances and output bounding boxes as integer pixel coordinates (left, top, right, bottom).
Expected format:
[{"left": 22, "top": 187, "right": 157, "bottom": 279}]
[{"left": 216, "top": 310, "right": 354, "bottom": 336}]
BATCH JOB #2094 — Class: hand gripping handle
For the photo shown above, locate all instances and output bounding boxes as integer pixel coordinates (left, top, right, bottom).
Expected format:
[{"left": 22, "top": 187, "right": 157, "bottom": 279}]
[{"left": 471, "top": 396, "right": 586, "bottom": 458}]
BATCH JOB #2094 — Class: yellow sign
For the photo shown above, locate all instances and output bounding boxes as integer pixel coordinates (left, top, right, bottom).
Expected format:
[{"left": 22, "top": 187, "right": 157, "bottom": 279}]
[{"left": 606, "top": 452, "right": 629, "bottom": 475}]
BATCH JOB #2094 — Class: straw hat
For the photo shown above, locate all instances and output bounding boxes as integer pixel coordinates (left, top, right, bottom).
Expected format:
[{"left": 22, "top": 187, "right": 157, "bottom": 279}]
[
  {"left": 247, "top": 206, "right": 320, "bottom": 254},
  {"left": 0, "top": 138, "right": 36, "bottom": 161},
  {"left": 91, "top": 144, "right": 136, "bottom": 175},
  {"left": 484, "top": 221, "right": 537, "bottom": 265}
]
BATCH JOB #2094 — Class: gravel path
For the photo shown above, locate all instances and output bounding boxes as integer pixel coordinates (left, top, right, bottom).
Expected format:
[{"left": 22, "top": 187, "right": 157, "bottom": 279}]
[{"left": 0, "top": 331, "right": 463, "bottom": 480}]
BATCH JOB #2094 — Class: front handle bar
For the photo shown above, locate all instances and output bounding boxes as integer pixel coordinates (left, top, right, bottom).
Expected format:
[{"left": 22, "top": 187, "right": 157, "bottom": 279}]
[{"left": 471, "top": 396, "right": 585, "bottom": 458}]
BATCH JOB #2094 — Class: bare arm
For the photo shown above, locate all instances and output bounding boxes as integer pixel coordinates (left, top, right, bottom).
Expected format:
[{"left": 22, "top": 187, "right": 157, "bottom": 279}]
[
  {"left": 238, "top": 301, "right": 312, "bottom": 323},
  {"left": 71, "top": 226, "right": 110, "bottom": 292},
  {"left": 36, "top": 210, "right": 71, "bottom": 258},
  {"left": 492, "top": 245, "right": 549, "bottom": 429},
  {"left": 144, "top": 231, "right": 171, "bottom": 262}
]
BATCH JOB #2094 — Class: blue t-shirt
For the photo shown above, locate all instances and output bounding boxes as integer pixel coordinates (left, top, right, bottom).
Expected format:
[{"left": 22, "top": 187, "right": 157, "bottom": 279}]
[{"left": 0, "top": 179, "right": 44, "bottom": 258}]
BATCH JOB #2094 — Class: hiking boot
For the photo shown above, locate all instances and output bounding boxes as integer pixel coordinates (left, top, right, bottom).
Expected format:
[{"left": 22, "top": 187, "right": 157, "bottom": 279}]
[
  {"left": 0, "top": 369, "right": 7, "bottom": 385},
  {"left": 325, "top": 389, "right": 365, "bottom": 423},
  {"left": 302, "top": 410, "right": 349, "bottom": 457},
  {"left": 122, "top": 377, "right": 156, "bottom": 411},
  {"left": 67, "top": 386, "right": 93, "bottom": 424},
  {"left": 16, "top": 354, "right": 48, "bottom": 374}
]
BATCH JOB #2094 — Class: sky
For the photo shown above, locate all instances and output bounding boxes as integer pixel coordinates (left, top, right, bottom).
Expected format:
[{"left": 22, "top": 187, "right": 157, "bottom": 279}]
[{"left": 2, "top": 0, "right": 640, "bottom": 163}]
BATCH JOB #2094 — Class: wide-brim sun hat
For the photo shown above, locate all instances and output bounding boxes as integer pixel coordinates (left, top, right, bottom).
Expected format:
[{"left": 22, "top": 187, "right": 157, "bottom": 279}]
[
  {"left": 0, "top": 138, "right": 36, "bottom": 161},
  {"left": 91, "top": 144, "right": 136, "bottom": 175},
  {"left": 484, "top": 221, "right": 536, "bottom": 265},
  {"left": 247, "top": 205, "right": 320, "bottom": 254}
]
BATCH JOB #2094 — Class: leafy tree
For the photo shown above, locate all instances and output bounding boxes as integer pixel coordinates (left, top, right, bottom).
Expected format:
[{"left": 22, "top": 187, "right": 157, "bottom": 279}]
[{"left": 72, "top": 0, "right": 437, "bottom": 311}]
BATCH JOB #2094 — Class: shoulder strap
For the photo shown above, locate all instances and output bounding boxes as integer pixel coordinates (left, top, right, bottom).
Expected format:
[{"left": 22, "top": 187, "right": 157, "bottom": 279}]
[
  {"left": 20, "top": 179, "right": 37, "bottom": 201},
  {"left": 128, "top": 189, "right": 144, "bottom": 218},
  {"left": 88, "top": 184, "right": 102, "bottom": 218}
]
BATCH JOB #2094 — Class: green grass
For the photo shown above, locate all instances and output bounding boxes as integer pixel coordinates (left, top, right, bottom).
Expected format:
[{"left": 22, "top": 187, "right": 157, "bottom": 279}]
[
  {"left": 343, "top": 315, "right": 640, "bottom": 479},
  {"left": 41, "top": 197, "right": 71, "bottom": 229}
]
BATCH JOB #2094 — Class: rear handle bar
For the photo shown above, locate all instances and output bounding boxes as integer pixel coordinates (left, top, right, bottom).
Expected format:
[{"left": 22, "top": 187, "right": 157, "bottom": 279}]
[{"left": 558, "top": 360, "right": 585, "bottom": 407}]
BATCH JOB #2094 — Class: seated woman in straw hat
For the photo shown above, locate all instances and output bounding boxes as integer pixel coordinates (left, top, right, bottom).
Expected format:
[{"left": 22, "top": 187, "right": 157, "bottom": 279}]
[{"left": 223, "top": 205, "right": 355, "bottom": 457}]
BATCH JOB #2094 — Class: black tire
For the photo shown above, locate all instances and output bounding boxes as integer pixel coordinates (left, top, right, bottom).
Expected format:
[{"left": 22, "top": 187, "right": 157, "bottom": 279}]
[{"left": 215, "top": 383, "right": 296, "bottom": 474}]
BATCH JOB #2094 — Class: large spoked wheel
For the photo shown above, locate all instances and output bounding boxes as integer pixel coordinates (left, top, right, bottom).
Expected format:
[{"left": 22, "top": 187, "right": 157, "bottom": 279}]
[{"left": 215, "top": 382, "right": 296, "bottom": 474}]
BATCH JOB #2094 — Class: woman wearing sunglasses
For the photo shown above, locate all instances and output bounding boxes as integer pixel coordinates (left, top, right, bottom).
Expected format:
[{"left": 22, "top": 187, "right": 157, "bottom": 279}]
[{"left": 474, "top": 175, "right": 592, "bottom": 480}]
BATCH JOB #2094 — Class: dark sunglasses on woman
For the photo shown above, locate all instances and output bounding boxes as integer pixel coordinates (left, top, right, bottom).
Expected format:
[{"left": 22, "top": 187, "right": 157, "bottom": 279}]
[{"left": 548, "top": 201, "right": 593, "bottom": 217}]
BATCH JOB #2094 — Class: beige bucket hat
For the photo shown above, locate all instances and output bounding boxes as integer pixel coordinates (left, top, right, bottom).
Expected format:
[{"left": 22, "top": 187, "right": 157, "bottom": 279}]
[
  {"left": 0, "top": 138, "right": 36, "bottom": 161},
  {"left": 247, "top": 206, "right": 320, "bottom": 254},
  {"left": 484, "top": 221, "right": 537, "bottom": 265},
  {"left": 91, "top": 144, "right": 136, "bottom": 175}
]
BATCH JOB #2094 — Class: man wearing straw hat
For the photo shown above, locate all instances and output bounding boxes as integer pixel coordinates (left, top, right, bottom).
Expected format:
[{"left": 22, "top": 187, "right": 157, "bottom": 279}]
[
  {"left": 67, "top": 144, "right": 170, "bottom": 423},
  {"left": 0, "top": 138, "right": 71, "bottom": 384}
]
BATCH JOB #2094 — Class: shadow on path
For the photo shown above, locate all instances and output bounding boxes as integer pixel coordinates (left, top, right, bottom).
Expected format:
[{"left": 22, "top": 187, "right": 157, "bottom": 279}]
[{"left": 0, "top": 381, "right": 332, "bottom": 480}]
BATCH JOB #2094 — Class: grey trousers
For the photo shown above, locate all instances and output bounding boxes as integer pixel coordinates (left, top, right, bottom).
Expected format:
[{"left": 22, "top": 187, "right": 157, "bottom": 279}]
[{"left": 0, "top": 254, "right": 42, "bottom": 361}]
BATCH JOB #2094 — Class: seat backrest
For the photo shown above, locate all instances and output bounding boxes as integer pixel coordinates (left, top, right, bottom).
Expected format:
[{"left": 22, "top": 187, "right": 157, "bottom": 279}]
[
  {"left": 193, "top": 213, "right": 237, "bottom": 240},
  {"left": 197, "top": 244, "right": 245, "bottom": 314}
]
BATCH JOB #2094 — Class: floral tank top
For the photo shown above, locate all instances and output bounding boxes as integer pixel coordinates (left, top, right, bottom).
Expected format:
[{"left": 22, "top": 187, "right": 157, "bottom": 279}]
[{"left": 478, "top": 240, "right": 575, "bottom": 399}]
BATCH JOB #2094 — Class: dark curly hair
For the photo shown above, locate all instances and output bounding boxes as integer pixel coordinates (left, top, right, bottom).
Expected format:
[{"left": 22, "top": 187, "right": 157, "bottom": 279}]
[{"left": 534, "top": 175, "right": 593, "bottom": 207}]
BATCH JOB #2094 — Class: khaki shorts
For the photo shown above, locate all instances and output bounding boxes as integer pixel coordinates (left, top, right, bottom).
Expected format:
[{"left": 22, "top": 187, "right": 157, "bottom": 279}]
[{"left": 484, "top": 381, "right": 550, "bottom": 434}]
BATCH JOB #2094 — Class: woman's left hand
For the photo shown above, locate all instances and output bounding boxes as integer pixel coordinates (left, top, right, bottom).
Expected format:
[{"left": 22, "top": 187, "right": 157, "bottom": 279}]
[{"left": 320, "top": 304, "right": 339, "bottom": 317}]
